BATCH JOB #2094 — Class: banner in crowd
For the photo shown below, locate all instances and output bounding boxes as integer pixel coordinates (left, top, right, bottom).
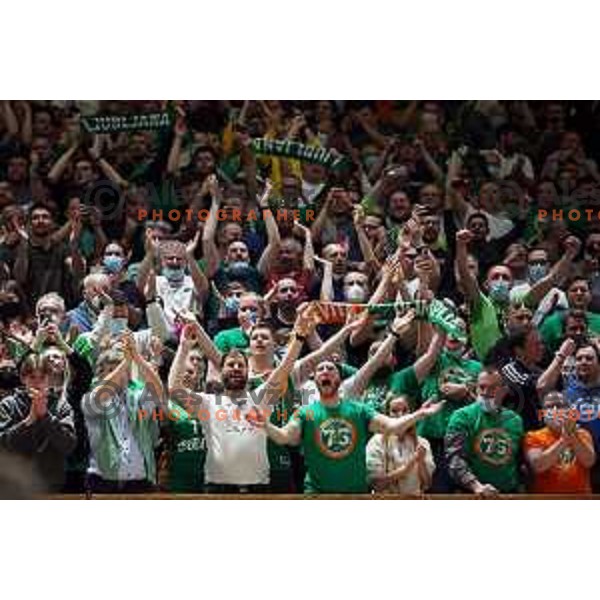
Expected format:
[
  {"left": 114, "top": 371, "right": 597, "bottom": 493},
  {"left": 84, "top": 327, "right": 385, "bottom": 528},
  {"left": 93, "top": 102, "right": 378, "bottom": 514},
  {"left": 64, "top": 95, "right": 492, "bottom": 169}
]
[
  {"left": 251, "top": 138, "right": 348, "bottom": 171},
  {"left": 312, "top": 299, "right": 466, "bottom": 342},
  {"left": 81, "top": 111, "right": 172, "bottom": 133}
]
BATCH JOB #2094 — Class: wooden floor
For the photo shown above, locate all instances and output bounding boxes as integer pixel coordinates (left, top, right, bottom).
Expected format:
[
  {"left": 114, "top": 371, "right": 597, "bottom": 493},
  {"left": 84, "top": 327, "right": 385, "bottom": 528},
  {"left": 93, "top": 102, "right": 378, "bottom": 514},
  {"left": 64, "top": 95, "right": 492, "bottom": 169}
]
[{"left": 43, "top": 493, "right": 600, "bottom": 500}]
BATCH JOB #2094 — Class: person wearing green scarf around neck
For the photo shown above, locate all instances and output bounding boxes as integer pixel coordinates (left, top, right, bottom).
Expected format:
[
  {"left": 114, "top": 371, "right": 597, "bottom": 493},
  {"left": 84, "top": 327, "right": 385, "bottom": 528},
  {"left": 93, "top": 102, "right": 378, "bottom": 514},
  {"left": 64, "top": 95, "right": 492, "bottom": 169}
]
[{"left": 82, "top": 332, "right": 165, "bottom": 494}]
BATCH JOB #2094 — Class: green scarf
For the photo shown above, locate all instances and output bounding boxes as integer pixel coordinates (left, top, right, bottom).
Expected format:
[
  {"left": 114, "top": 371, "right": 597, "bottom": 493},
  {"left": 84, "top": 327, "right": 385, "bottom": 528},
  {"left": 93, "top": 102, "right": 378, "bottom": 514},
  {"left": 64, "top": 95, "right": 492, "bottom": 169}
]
[
  {"left": 312, "top": 299, "right": 466, "bottom": 342},
  {"left": 82, "top": 111, "right": 172, "bottom": 134},
  {"left": 251, "top": 138, "right": 349, "bottom": 171}
]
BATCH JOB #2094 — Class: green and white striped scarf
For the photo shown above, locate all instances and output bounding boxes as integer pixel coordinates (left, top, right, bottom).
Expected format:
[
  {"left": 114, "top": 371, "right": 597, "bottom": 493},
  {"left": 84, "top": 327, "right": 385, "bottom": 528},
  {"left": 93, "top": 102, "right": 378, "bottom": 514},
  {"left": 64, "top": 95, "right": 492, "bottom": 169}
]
[{"left": 251, "top": 138, "right": 349, "bottom": 171}]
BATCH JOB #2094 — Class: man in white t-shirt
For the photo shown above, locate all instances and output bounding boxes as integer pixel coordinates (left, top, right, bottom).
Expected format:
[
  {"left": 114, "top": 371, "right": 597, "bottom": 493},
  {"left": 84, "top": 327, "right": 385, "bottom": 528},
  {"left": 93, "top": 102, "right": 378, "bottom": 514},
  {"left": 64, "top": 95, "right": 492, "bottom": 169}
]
[
  {"left": 135, "top": 234, "right": 208, "bottom": 334},
  {"left": 179, "top": 308, "right": 315, "bottom": 493}
]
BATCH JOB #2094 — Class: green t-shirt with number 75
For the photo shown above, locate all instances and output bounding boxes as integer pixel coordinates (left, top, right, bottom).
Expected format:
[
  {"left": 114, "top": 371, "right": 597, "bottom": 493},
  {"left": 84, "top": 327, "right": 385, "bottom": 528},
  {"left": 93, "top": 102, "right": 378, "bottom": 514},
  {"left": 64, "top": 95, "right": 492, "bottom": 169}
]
[{"left": 294, "top": 400, "right": 377, "bottom": 494}]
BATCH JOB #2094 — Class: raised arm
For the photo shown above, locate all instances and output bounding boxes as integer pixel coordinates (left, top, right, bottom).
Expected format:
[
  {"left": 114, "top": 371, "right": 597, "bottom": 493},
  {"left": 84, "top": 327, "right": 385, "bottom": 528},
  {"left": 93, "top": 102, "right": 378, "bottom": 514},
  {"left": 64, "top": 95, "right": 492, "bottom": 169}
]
[
  {"left": 315, "top": 256, "right": 334, "bottom": 302},
  {"left": 294, "top": 222, "right": 315, "bottom": 274},
  {"left": 47, "top": 141, "right": 78, "bottom": 185},
  {"left": 455, "top": 229, "right": 480, "bottom": 304},
  {"left": 370, "top": 399, "right": 445, "bottom": 437},
  {"left": 144, "top": 272, "right": 170, "bottom": 343},
  {"left": 89, "top": 135, "right": 129, "bottom": 189},
  {"left": 1, "top": 101, "right": 19, "bottom": 139},
  {"left": 526, "top": 236, "right": 581, "bottom": 309},
  {"left": 126, "top": 332, "right": 165, "bottom": 407},
  {"left": 186, "top": 228, "right": 209, "bottom": 303},
  {"left": 260, "top": 304, "right": 317, "bottom": 406},
  {"left": 415, "top": 137, "right": 445, "bottom": 183},
  {"left": 347, "top": 311, "right": 416, "bottom": 397},
  {"left": 536, "top": 339, "right": 575, "bottom": 397},
  {"left": 310, "top": 189, "right": 333, "bottom": 242},
  {"left": 353, "top": 205, "right": 380, "bottom": 271},
  {"left": 292, "top": 312, "right": 366, "bottom": 386},
  {"left": 413, "top": 328, "right": 445, "bottom": 383},
  {"left": 256, "top": 180, "right": 282, "bottom": 276},
  {"left": 167, "top": 108, "right": 187, "bottom": 176},
  {"left": 201, "top": 175, "right": 222, "bottom": 278},
  {"left": 20, "top": 101, "right": 33, "bottom": 146},
  {"left": 136, "top": 228, "right": 160, "bottom": 295}
]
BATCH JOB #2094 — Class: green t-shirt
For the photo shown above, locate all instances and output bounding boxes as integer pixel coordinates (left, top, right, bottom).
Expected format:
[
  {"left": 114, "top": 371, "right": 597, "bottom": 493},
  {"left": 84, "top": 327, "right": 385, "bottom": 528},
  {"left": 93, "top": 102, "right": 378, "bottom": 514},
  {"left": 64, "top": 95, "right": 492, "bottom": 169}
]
[
  {"left": 214, "top": 327, "right": 249, "bottom": 354},
  {"left": 295, "top": 400, "right": 377, "bottom": 494},
  {"left": 166, "top": 401, "right": 206, "bottom": 493},
  {"left": 248, "top": 372, "right": 295, "bottom": 476},
  {"left": 446, "top": 402, "right": 524, "bottom": 493},
  {"left": 349, "top": 370, "right": 405, "bottom": 414},
  {"left": 539, "top": 310, "right": 600, "bottom": 353},
  {"left": 417, "top": 352, "right": 482, "bottom": 440},
  {"left": 470, "top": 291, "right": 504, "bottom": 361}
]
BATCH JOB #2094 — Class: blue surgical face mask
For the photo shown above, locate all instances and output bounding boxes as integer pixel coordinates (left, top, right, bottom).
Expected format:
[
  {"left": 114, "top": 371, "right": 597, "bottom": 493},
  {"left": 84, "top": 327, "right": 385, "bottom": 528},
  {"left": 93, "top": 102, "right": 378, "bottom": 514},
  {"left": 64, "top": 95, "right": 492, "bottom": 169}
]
[
  {"left": 224, "top": 296, "right": 240, "bottom": 314},
  {"left": 489, "top": 280, "right": 510, "bottom": 303},
  {"left": 163, "top": 266, "right": 185, "bottom": 283},
  {"left": 109, "top": 317, "right": 128, "bottom": 336},
  {"left": 528, "top": 263, "right": 548, "bottom": 284},
  {"left": 103, "top": 256, "right": 124, "bottom": 273}
]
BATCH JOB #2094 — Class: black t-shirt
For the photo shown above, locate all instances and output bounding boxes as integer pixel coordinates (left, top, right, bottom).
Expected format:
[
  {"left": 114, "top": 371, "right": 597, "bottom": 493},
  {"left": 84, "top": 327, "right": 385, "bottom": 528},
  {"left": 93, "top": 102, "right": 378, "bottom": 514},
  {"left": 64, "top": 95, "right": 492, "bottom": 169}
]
[
  {"left": 26, "top": 240, "right": 76, "bottom": 309},
  {"left": 499, "top": 358, "right": 542, "bottom": 431}
]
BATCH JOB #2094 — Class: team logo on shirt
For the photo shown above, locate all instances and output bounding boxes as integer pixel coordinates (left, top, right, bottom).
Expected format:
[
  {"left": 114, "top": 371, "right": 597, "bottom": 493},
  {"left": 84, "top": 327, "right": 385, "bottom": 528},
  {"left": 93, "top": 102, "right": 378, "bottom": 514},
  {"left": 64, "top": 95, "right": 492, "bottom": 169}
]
[
  {"left": 558, "top": 447, "right": 575, "bottom": 467},
  {"left": 474, "top": 428, "right": 514, "bottom": 465},
  {"left": 316, "top": 418, "right": 357, "bottom": 459}
]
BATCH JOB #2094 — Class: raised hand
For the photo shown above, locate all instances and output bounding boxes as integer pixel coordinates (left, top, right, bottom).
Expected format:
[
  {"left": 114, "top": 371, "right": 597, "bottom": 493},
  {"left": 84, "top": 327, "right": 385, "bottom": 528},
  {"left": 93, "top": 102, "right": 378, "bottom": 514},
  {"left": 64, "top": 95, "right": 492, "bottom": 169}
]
[
  {"left": 144, "top": 227, "right": 160, "bottom": 258},
  {"left": 391, "top": 309, "right": 416, "bottom": 336},
  {"left": 456, "top": 229, "right": 474, "bottom": 245},
  {"left": 121, "top": 331, "right": 137, "bottom": 361},
  {"left": 563, "top": 235, "right": 582, "bottom": 259},
  {"left": 29, "top": 387, "right": 49, "bottom": 422},
  {"left": 186, "top": 227, "right": 201, "bottom": 258},
  {"left": 353, "top": 205, "right": 366, "bottom": 229},
  {"left": 174, "top": 106, "right": 187, "bottom": 138},
  {"left": 293, "top": 303, "right": 319, "bottom": 338},
  {"left": 206, "top": 174, "right": 219, "bottom": 198},
  {"left": 181, "top": 322, "right": 201, "bottom": 350},
  {"left": 557, "top": 338, "right": 577, "bottom": 360},
  {"left": 418, "top": 398, "right": 446, "bottom": 417}
]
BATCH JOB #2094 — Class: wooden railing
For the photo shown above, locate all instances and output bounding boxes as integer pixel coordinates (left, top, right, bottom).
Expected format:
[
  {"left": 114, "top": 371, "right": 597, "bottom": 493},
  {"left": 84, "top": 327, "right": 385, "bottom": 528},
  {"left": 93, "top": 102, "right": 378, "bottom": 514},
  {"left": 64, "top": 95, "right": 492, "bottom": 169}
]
[{"left": 44, "top": 493, "right": 600, "bottom": 500}]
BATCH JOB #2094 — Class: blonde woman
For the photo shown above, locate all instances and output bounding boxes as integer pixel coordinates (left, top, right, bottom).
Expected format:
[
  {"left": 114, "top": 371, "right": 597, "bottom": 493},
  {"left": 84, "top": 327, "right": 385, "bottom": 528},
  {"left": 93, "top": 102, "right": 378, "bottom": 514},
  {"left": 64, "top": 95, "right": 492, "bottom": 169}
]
[{"left": 366, "top": 396, "right": 435, "bottom": 495}]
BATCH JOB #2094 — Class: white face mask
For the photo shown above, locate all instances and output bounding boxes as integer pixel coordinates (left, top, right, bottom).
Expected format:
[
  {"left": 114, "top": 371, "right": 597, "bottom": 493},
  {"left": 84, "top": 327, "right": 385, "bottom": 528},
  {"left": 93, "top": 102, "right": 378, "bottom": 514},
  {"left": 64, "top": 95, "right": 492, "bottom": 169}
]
[
  {"left": 109, "top": 318, "right": 128, "bottom": 336},
  {"left": 477, "top": 395, "right": 500, "bottom": 414},
  {"left": 345, "top": 284, "right": 367, "bottom": 303}
]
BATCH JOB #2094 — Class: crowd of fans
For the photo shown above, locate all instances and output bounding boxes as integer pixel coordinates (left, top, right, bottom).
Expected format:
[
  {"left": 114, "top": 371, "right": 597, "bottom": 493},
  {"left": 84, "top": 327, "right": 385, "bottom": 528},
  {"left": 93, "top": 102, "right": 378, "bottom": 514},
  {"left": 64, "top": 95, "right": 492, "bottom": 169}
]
[{"left": 1, "top": 99, "right": 600, "bottom": 496}]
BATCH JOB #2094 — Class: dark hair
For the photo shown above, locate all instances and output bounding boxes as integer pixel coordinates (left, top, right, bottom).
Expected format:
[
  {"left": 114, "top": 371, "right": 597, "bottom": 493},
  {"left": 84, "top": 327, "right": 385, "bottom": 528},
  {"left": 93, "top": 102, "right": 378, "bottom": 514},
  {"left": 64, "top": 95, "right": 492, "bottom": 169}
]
[
  {"left": 19, "top": 353, "right": 51, "bottom": 379},
  {"left": 575, "top": 342, "right": 600, "bottom": 362},
  {"left": 249, "top": 321, "right": 275, "bottom": 339},
  {"left": 566, "top": 308, "right": 587, "bottom": 322},
  {"left": 566, "top": 276, "right": 589, "bottom": 290},
  {"left": 467, "top": 211, "right": 489, "bottom": 228},
  {"left": 220, "top": 349, "right": 249, "bottom": 368},
  {"left": 484, "top": 326, "right": 531, "bottom": 366},
  {"left": 192, "top": 145, "right": 218, "bottom": 162},
  {"left": 479, "top": 365, "right": 502, "bottom": 379},
  {"left": 28, "top": 202, "right": 53, "bottom": 218}
]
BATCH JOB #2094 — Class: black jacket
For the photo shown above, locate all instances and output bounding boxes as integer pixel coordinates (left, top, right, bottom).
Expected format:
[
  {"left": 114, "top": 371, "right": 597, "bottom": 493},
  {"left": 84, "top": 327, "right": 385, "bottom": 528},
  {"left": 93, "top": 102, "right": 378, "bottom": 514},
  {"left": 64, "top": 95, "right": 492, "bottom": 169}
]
[{"left": 0, "top": 388, "right": 77, "bottom": 491}]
